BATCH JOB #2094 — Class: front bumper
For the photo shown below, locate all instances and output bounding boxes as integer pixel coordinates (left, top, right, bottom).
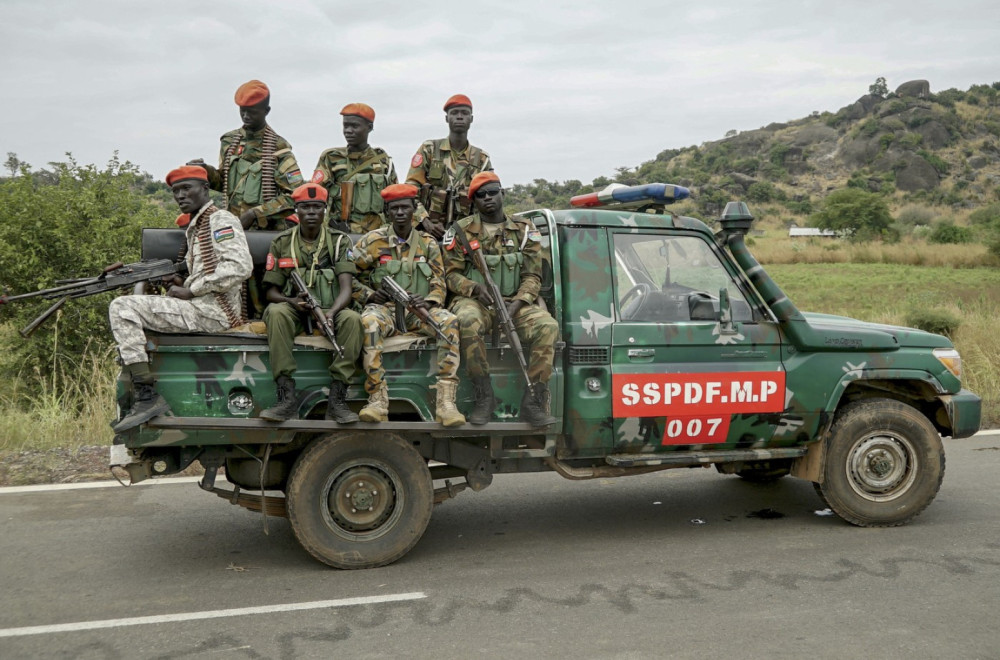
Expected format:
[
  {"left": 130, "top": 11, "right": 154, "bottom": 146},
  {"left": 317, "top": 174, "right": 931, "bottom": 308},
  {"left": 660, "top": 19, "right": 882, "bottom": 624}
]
[{"left": 941, "top": 388, "right": 982, "bottom": 439}]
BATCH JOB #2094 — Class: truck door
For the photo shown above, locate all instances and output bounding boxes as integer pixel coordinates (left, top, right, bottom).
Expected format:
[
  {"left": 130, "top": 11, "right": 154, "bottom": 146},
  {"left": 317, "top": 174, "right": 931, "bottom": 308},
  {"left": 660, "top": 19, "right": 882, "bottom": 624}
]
[{"left": 608, "top": 228, "right": 786, "bottom": 452}]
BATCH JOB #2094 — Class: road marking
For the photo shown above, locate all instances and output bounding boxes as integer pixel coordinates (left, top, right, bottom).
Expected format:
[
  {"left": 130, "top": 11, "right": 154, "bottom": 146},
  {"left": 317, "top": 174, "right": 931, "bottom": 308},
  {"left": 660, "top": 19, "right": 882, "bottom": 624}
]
[
  {"left": 0, "top": 475, "right": 206, "bottom": 495},
  {"left": 0, "top": 592, "right": 427, "bottom": 638}
]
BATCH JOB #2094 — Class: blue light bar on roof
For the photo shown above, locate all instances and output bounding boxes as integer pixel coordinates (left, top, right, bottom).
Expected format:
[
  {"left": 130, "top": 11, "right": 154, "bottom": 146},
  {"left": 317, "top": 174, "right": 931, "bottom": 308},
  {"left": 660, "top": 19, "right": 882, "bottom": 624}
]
[{"left": 569, "top": 183, "right": 690, "bottom": 208}]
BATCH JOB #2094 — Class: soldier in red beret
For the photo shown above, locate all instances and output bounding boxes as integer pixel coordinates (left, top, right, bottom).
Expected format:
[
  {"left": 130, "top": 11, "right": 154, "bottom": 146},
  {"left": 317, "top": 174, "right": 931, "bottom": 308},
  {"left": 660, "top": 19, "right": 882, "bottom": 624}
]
[
  {"left": 405, "top": 94, "right": 493, "bottom": 240},
  {"left": 188, "top": 80, "right": 304, "bottom": 231},
  {"left": 351, "top": 184, "right": 465, "bottom": 427},
  {"left": 312, "top": 102, "right": 398, "bottom": 234},
  {"left": 109, "top": 166, "right": 253, "bottom": 431}
]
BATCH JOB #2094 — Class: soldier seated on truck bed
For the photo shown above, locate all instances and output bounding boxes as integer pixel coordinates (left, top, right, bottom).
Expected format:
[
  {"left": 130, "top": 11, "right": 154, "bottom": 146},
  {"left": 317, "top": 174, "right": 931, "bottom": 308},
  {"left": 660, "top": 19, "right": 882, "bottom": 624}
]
[
  {"left": 352, "top": 183, "right": 466, "bottom": 427},
  {"left": 259, "top": 183, "right": 363, "bottom": 424},
  {"left": 444, "top": 171, "right": 558, "bottom": 427},
  {"left": 109, "top": 165, "right": 253, "bottom": 432}
]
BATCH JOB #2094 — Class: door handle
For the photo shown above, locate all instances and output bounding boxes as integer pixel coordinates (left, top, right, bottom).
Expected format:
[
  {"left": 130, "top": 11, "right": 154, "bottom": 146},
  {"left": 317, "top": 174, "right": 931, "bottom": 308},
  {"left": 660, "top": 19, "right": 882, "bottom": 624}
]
[{"left": 627, "top": 348, "right": 655, "bottom": 358}]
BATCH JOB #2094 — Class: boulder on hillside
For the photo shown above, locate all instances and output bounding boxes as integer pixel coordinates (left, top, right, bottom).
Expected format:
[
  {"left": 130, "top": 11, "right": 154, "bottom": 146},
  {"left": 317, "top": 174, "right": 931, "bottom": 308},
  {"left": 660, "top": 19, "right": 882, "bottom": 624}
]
[
  {"left": 790, "top": 125, "right": 838, "bottom": 146},
  {"left": 838, "top": 136, "right": 881, "bottom": 168},
  {"left": 914, "top": 120, "right": 952, "bottom": 149},
  {"left": 727, "top": 172, "right": 759, "bottom": 190},
  {"left": 894, "top": 154, "right": 940, "bottom": 191},
  {"left": 968, "top": 156, "right": 989, "bottom": 169},
  {"left": 896, "top": 80, "right": 931, "bottom": 98},
  {"left": 843, "top": 94, "right": 881, "bottom": 121}
]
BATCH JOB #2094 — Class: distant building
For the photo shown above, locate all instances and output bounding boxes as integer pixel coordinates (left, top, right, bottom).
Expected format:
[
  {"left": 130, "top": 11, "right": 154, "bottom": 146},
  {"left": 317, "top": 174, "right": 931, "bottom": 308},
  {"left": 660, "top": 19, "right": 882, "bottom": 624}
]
[{"left": 788, "top": 227, "right": 838, "bottom": 238}]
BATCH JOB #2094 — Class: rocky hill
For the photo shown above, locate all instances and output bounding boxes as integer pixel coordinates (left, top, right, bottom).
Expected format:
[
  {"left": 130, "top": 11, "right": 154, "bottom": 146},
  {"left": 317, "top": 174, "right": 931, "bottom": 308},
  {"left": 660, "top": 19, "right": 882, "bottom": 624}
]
[{"left": 506, "top": 79, "right": 1000, "bottom": 228}]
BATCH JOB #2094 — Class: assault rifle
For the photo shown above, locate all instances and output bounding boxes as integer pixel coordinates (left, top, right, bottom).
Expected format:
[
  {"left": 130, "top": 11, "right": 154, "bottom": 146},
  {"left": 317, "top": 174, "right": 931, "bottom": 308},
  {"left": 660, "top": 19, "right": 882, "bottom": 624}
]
[
  {"left": 287, "top": 270, "right": 345, "bottom": 358},
  {"left": 0, "top": 259, "right": 184, "bottom": 338},
  {"left": 452, "top": 223, "right": 535, "bottom": 395},
  {"left": 379, "top": 275, "right": 449, "bottom": 342}
]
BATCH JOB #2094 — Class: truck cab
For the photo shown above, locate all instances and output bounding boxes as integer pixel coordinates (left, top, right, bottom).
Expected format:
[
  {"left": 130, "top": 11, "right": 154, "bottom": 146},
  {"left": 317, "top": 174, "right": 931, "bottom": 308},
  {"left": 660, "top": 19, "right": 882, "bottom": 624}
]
[{"left": 111, "top": 183, "right": 982, "bottom": 569}]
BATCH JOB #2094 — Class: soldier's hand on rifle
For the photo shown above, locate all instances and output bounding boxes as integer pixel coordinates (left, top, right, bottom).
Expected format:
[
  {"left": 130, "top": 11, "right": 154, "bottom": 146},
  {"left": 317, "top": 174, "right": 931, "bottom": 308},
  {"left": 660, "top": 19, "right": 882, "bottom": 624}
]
[
  {"left": 507, "top": 299, "right": 525, "bottom": 319},
  {"left": 420, "top": 218, "right": 445, "bottom": 240},
  {"left": 410, "top": 294, "right": 431, "bottom": 310},
  {"left": 368, "top": 289, "right": 391, "bottom": 305},
  {"left": 161, "top": 274, "right": 184, "bottom": 289},
  {"left": 287, "top": 291, "right": 310, "bottom": 312},
  {"left": 166, "top": 285, "right": 194, "bottom": 301},
  {"left": 473, "top": 283, "right": 493, "bottom": 307}
]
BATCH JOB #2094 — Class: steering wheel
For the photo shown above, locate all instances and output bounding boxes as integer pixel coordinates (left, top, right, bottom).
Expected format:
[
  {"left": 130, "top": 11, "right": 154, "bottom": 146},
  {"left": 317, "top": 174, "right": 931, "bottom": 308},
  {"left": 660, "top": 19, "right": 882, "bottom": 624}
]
[{"left": 619, "top": 283, "right": 651, "bottom": 320}]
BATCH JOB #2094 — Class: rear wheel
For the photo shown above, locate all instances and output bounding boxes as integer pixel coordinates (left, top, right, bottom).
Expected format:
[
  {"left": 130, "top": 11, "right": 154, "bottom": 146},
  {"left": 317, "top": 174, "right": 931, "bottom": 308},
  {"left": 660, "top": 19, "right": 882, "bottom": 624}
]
[
  {"left": 818, "top": 398, "right": 944, "bottom": 527},
  {"left": 286, "top": 433, "right": 433, "bottom": 569}
]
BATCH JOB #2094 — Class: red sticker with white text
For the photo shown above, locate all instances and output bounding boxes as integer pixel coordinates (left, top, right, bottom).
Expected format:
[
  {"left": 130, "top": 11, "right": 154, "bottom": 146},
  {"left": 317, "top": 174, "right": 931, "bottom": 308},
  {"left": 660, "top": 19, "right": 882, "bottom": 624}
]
[
  {"left": 612, "top": 371, "right": 786, "bottom": 418},
  {"left": 265, "top": 253, "right": 275, "bottom": 270},
  {"left": 277, "top": 258, "right": 298, "bottom": 268},
  {"left": 311, "top": 170, "right": 325, "bottom": 183},
  {"left": 661, "top": 416, "right": 731, "bottom": 445},
  {"left": 379, "top": 255, "right": 392, "bottom": 265},
  {"left": 410, "top": 153, "right": 423, "bottom": 168}
]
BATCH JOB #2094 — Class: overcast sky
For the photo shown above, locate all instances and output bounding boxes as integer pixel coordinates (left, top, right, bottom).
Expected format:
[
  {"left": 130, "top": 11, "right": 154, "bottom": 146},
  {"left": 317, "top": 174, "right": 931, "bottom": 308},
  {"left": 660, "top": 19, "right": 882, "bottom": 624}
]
[{"left": 1, "top": 0, "right": 998, "bottom": 188}]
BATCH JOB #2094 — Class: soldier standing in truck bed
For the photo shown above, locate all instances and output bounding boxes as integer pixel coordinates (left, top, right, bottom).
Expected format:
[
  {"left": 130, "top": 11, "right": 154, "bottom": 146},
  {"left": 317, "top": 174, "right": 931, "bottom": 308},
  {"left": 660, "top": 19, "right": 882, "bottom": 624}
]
[
  {"left": 190, "top": 80, "right": 304, "bottom": 231},
  {"left": 405, "top": 94, "right": 493, "bottom": 240},
  {"left": 352, "top": 184, "right": 465, "bottom": 427},
  {"left": 311, "top": 103, "right": 398, "bottom": 235},
  {"left": 444, "top": 172, "right": 558, "bottom": 428}
]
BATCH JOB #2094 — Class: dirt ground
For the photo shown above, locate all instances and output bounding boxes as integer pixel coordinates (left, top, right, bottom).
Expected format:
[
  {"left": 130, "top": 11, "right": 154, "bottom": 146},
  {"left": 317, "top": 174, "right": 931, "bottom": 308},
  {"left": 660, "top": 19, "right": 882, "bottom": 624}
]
[{"left": 0, "top": 445, "right": 204, "bottom": 487}]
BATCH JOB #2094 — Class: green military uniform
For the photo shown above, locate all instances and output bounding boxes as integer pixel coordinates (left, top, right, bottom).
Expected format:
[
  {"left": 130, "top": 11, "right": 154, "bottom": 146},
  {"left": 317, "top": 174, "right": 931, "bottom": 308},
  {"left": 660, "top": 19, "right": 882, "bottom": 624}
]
[
  {"left": 405, "top": 139, "right": 493, "bottom": 220},
  {"left": 311, "top": 147, "right": 398, "bottom": 234},
  {"left": 353, "top": 227, "right": 460, "bottom": 395},
  {"left": 444, "top": 213, "right": 558, "bottom": 383},
  {"left": 262, "top": 225, "right": 362, "bottom": 383},
  {"left": 205, "top": 125, "right": 304, "bottom": 230}
]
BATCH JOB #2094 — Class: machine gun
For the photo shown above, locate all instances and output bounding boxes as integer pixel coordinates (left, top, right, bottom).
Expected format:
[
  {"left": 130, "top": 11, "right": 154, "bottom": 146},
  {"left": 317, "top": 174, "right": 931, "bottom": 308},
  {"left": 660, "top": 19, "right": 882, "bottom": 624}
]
[
  {"left": 0, "top": 259, "right": 184, "bottom": 338},
  {"left": 379, "top": 275, "right": 449, "bottom": 342},
  {"left": 452, "top": 224, "right": 535, "bottom": 395},
  {"left": 287, "top": 270, "right": 345, "bottom": 358}
]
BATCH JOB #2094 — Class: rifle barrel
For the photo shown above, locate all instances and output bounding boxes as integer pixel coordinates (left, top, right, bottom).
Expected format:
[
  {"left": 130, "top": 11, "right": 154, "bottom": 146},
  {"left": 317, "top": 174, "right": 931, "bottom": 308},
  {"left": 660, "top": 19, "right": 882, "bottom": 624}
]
[{"left": 20, "top": 297, "right": 68, "bottom": 338}]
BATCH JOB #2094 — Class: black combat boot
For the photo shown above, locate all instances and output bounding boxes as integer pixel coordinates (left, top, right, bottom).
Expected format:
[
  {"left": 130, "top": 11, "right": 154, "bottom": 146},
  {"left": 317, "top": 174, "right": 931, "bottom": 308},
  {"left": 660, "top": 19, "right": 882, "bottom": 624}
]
[
  {"left": 260, "top": 376, "right": 299, "bottom": 421},
  {"left": 519, "top": 382, "right": 557, "bottom": 428},
  {"left": 468, "top": 375, "right": 496, "bottom": 425},
  {"left": 113, "top": 379, "right": 171, "bottom": 432},
  {"left": 325, "top": 380, "right": 359, "bottom": 424}
]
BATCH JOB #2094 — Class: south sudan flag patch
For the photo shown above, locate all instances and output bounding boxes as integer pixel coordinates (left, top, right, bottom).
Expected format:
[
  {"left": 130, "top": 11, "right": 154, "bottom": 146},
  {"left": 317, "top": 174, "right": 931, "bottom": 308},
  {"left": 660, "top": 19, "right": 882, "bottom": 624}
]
[{"left": 213, "top": 227, "right": 235, "bottom": 243}]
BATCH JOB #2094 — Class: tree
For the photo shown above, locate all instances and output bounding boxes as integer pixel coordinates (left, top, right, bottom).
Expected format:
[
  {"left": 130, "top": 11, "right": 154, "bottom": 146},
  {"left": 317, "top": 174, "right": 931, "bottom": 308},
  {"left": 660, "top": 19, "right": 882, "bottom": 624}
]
[
  {"left": 869, "top": 76, "right": 889, "bottom": 99},
  {"left": 809, "top": 188, "right": 894, "bottom": 241},
  {"left": 0, "top": 154, "right": 173, "bottom": 389}
]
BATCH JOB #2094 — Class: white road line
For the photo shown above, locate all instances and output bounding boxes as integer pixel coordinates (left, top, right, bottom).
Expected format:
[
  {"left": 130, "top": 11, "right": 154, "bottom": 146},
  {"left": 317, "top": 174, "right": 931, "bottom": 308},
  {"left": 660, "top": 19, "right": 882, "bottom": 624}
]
[
  {"left": 0, "top": 592, "right": 427, "bottom": 638},
  {"left": 0, "top": 475, "right": 205, "bottom": 495}
]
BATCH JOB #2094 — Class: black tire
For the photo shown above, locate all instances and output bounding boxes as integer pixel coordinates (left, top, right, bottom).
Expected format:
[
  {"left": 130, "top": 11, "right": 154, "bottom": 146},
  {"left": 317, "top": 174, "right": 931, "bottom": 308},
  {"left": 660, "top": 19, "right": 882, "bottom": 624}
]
[
  {"left": 818, "top": 398, "right": 944, "bottom": 527},
  {"left": 286, "top": 432, "right": 433, "bottom": 569},
  {"left": 735, "top": 460, "right": 793, "bottom": 483}
]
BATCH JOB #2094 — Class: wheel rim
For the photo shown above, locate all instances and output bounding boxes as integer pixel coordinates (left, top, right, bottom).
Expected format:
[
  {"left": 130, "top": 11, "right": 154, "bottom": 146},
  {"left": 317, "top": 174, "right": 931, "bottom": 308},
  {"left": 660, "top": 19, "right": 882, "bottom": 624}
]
[
  {"left": 321, "top": 459, "right": 402, "bottom": 541},
  {"left": 845, "top": 432, "right": 918, "bottom": 502}
]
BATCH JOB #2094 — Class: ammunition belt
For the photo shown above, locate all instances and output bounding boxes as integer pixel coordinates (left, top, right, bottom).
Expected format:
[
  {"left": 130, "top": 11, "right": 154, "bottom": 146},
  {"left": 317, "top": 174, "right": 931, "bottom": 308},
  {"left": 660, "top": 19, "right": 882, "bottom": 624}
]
[{"left": 193, "top": 205, "right": 246, "bottom": 328}]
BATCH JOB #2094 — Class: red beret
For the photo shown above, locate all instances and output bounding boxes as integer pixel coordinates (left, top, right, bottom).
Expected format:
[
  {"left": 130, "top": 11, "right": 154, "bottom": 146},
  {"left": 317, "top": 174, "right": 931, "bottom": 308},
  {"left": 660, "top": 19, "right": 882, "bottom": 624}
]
[
  {"left": 166, "top": 165, "right": 209, "bottom": 186},
  {"left": 234, "top": 80, "right": 269, "bottom": 107},
  {"left": 340, "top": 103, "right": 375, "bottom": 122},
  {"left": 444, "top": 94, "right": 472, "bottom": 111},
  {"left": 380, "top": 183, "right": 419, "bottom": 202},
  {"left": 468, "top": 171, "right": 501, "bottom": 200},
  {"left": 291, "top": 183, "right": 329, "bottom": 203}
]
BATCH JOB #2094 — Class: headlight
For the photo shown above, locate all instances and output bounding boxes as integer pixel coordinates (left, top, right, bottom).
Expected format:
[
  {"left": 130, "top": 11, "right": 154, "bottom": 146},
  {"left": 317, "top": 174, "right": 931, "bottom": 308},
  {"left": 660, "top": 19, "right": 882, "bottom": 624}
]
[{"left": 933, "top": 348, "right": 962, "bottom": 380}]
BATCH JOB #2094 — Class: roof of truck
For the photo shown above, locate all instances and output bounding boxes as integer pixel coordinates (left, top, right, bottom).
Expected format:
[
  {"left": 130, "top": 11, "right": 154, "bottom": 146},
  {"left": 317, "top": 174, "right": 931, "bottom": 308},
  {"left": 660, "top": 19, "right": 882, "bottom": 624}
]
[{"left": 548, "top": 208, "right": 714, "bottom": 235}]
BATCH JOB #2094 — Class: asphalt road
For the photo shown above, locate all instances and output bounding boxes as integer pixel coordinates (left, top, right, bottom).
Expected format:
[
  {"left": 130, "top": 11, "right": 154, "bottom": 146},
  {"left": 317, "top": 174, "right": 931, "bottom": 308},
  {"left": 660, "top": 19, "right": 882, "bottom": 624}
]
[{"left": 1, "top": 432, "right": 998, "bottom": 659}]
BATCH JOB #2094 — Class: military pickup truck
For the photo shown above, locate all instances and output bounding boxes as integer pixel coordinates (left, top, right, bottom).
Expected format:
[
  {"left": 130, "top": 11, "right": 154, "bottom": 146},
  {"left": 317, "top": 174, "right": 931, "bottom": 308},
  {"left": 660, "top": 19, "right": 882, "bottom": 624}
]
[{"left": 110, "top": 183, "right": 982, "bottom": 569}]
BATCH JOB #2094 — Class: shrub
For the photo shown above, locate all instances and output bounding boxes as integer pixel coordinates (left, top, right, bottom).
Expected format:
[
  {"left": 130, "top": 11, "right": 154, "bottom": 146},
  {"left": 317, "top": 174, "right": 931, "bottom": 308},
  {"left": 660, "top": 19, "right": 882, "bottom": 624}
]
[
  {"left": 809, "top": 188, "right": 894, "bottom": 241},
  {"left": 904, "top": 309, "right": 961, "bottom": 337},
  {"left": 896, "top": 205, "right": 937, "bottom": 227},
  {"left": 968, "top": 203, "right": 1000, "bottom": 226},
  {"left": 928, "top": 221, "right": 974, "bottom": 244}
]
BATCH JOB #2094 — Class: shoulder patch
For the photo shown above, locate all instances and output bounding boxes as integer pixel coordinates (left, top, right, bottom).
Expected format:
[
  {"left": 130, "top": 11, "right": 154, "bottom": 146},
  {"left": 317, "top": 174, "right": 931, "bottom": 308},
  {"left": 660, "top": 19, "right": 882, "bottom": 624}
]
[
  {"left": 410, "top": 153, "right": 423, "bottom": 168},
  {"left": 526, "top": 229, "right": 542, "bottom": 242},
  {"left": 311, "top": 170, "right": 325, "bottom": 183},
  {"left": 266, "top": 253, "right": 276, "bottom": 271},
  {"left": 442, "top": 226, "right": 455, "bottom": 244},
  {"left": 213, "top": 227, "right": 235, "bottom": 243},
  {"left": 287, "top": 170, "right": 303, "bottom": 185}
]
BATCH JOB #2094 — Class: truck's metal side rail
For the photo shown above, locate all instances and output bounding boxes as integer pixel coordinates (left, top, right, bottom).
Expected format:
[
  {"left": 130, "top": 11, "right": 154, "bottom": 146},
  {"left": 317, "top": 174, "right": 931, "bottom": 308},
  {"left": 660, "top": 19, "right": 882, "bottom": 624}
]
[
  {"left": 605, "top": 447, "right": 807, "bottom": 467},
  {"left": 146, "top": 416, "right": 550, "bottom": 437}
]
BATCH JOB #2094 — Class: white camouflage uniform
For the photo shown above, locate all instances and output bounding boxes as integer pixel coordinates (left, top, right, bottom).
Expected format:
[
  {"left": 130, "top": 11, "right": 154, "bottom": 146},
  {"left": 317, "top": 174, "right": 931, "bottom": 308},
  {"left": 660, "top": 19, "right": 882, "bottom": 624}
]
[{"left": 109, "top": 202, "right": 253, "bottom": 365}]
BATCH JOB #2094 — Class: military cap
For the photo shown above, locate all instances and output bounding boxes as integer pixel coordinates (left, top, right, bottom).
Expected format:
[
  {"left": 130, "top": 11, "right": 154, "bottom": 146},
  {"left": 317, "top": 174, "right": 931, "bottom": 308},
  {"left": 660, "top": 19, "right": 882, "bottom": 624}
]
[
  {"left": 234, "top": 80, "right": 269, "bottom": 107},
  {"left": 467, "top": 171, "right": 501, "bottom": 199},
  {"left": 340, "top": 103, "right": 375, "bottom": 122},
  {"left": 292, "top": 182, "right": 329, "bottom": 203},
  {"left": 166, "top": 165, "right": 209, "bottom": 186},
  {"left": 443, "top": 94, "right": 472, "bottom": 111},
  {"left": 380, "top": 183, "right": 419, "bottom": 202}
]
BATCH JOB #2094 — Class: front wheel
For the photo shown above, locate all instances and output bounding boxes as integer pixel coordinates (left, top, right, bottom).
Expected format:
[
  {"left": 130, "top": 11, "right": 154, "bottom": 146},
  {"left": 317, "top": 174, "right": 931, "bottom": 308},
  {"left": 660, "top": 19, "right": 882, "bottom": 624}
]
[
  {"left": 286, "top": 432, "right": 433, "bottom": 569},
  {"left": 818, "top": 398, "right": 944, "bottom": 527}
]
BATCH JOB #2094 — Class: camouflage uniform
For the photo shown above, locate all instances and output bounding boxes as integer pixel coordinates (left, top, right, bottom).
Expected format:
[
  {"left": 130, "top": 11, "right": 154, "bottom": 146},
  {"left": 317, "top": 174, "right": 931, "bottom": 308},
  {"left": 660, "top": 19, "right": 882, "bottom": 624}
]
[
  {"left": 261, "top": 226, "right": 362, "bottom": 384},
  {"left": 109, "top": 203, "right": 252, "bottom": 366},
  {"left": 311, "top": 147, "right": 398, "bottom": 233},
  {"left": 353, "top": 227, "right": 460, "bottom": 394},
  {"left": 204, "top": 125, "right": 304, "bottom": 230},
  {"left": 444, "top": 213, "right": 558, "bottom": 383},
  {"left": 405, "top": 139, "right": 492, "bottom": 220}
]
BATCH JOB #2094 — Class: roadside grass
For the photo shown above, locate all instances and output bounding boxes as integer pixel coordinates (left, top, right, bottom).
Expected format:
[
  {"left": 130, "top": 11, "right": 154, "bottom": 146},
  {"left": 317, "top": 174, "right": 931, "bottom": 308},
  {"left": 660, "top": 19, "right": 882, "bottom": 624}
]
[
  {"left": 0, "top": 333, "right": 118, "bottom": 452},
  {"left": 751, "top": 236, "right": 996, "bottom": 268}
]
